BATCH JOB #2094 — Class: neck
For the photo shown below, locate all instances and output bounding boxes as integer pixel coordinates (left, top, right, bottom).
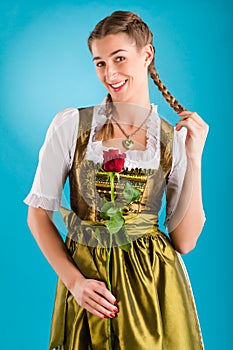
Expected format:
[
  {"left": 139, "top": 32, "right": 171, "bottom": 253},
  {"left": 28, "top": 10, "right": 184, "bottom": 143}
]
[
  {"left": 110, "top": 83, "right": 151, "bottom": 124},
  {"left": 112, "top": 101, "right": 151, "bottom": 125}
]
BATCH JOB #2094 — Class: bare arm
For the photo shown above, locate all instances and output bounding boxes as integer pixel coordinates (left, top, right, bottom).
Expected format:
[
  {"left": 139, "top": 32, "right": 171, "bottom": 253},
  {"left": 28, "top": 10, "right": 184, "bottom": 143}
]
[
  {"left": 27, "top": 206, "right": 118, "bottom": 318},
  {"left": 168, "top": 111, "right": 209, "bottom": 254}
]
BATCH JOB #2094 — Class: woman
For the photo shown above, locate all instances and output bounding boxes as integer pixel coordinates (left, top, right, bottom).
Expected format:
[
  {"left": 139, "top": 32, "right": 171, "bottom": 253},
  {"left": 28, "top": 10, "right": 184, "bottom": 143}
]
[{"left": 25, "top": 10, "right": 208, "bottom": 350}]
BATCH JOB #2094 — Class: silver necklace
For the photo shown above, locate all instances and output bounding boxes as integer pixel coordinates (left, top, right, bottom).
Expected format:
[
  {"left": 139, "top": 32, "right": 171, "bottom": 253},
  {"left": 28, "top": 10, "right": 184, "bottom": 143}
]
[{"left": 111, "top": 106, "right": 152, "bottom": 149}]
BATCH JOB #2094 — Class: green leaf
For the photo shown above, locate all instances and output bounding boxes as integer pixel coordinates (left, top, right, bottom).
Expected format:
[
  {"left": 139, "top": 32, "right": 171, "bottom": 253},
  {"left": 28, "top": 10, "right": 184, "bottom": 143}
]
[
  {"left": 99, "top": 211, "right": 109, "bottom": 219},
  {"left": 101, "top": 202, "right": 122, "bottom": 218},
  {"left": 119, "top": 243, "right": 132, "bottom": 252},
  {"left": 100, "top": 202, "right": 115, "bottom": 218},
  {"left": 101, "top": 202, "right": 115, "bottom": 213},
  {"left": 106, "top": 212, "right": 124, "bottom": 235},
  {"left": 122, "top": 182, "right": 141, "bottom": 203},
  {"left": 106, "top": 206, "right": 120, "bottom": 217},
  {"left": 113, "top": 226, "right": 132, "bottom": 252}
]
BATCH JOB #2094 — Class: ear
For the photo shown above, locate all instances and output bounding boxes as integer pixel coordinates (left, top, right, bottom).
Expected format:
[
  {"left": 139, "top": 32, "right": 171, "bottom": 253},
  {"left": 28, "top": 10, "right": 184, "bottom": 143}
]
[{"left": 143, "top": 44, "right": 154, "bottom": 66}]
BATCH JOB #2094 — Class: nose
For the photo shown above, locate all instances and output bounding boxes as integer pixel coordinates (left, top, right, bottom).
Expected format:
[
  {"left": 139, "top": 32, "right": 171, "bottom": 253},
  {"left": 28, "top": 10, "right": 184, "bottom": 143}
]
[{"left": 105, "top": 63, "right": 118, "bottom": 82}]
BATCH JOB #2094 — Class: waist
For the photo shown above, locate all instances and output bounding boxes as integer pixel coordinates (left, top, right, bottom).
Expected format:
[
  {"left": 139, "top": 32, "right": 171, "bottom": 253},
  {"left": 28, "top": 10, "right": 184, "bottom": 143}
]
[{"left": 63, "top": 210, "right": 161, "bottom": 249}]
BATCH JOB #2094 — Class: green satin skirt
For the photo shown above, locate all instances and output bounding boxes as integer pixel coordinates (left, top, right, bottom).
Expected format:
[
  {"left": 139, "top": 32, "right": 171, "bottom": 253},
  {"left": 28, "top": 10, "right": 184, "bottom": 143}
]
[{"left": 49, "top": 230, "right": 204, "bottom": 350}]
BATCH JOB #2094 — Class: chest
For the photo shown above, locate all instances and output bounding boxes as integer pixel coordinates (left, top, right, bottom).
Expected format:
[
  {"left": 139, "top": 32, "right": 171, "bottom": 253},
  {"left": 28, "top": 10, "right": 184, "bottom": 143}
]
[{"left": 102, "top": 124, "right": 148, "bottom": 153}]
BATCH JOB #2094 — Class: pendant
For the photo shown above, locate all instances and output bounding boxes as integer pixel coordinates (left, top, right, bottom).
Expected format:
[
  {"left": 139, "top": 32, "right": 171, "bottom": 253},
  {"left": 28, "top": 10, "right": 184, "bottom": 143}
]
[{"left": 123, "top": 139, "right": 134, "bottom": 149}]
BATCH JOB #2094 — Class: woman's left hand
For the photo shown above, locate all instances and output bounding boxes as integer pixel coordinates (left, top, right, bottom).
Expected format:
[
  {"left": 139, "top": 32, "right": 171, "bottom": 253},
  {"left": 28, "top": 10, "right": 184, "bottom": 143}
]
[{"left": 176, "top": 111, "right": 209, "bottom": 162}]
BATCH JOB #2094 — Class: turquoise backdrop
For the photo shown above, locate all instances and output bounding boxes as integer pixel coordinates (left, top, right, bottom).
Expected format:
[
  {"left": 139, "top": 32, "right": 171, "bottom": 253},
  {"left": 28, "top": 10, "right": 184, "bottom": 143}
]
[{"left": 1, "top": 0, "right": 232, "bottom": 349}]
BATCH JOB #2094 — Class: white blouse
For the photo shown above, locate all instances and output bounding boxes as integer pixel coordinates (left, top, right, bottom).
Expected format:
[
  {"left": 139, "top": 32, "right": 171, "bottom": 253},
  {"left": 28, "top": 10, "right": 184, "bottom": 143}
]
[{"left": 24, "top": 102, "right": 187, "bottom": 229}]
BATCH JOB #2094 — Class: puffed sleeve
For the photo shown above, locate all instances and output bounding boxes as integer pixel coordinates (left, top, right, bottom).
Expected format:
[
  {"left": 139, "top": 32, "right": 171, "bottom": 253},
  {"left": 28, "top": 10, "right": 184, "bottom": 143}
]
[
  {"left": 164, "top": 127, "right": 187, "bottom": 231},
  {"left": 24, "top": 108, "right": 79, "bottom": 211}
]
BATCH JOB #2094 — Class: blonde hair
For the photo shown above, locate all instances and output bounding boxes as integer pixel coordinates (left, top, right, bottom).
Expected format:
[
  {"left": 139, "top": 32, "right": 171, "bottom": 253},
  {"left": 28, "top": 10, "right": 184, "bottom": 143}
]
[{"left": 88, "top": 10, "right": 185, "bottom": 140}]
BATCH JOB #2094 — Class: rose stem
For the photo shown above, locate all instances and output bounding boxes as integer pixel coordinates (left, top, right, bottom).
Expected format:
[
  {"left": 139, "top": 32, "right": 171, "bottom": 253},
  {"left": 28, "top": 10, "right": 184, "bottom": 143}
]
[
  {"left": 110, "top": 172, "right": 115, "bottom": 203},
  {"left": 106, "top": 172, "right": 115, "bottom": 350},
  {"left": 106, "top": 232, "right": 112, "bottom": 350}
]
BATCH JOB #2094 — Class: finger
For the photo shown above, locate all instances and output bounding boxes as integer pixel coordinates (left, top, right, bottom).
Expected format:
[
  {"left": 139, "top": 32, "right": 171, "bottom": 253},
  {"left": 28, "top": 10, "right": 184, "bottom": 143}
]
[
  {"left": 83, "top": 302, "right": 109, "bottom": 319},
  {"left": 176, "top": 118, "right": 201, "bottom": 134},
  {"left": 87, "top": 297, "right": 118, "bottom": 317},
  {"left": 82, "top": 280, "right": 117, "bottom": 309},
  {"left": 79, "top": 286, "right": 118, "bottom": 318},
  {"left": 179, "top": 115, "right": 203, "bottom": 129},
  {"left": 178, "top": 111, "right": 207, "bottom": 127},
  {"left": 89, "top": 289, "right": 118, "bottom": 313},
  {"left": 95, "top": 281, "right": 117, "bottom": 305},
  {"left": 176, "top": 117, "right": 209, "bottom": 139}
]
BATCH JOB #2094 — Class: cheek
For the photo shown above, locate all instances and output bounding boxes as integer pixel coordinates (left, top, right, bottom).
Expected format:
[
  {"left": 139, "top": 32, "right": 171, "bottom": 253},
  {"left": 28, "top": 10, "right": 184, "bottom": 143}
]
[
  {"left": 125, "top": 59, "right": 144, "bottom": 76},
  {"left": 134, "top": 60, "right": 147, "bottom": 80},
  {"left": 136, "top": 58, "right": 145, "bottom": 70}
]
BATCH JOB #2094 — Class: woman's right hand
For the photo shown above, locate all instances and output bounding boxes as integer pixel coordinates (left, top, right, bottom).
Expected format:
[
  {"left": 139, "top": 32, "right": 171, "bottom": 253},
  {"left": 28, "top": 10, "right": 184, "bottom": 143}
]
[
  {"left": 71, "top": 277, "right": 118, "bottom": 319},
  {"left": 27, "top": 207, "right": 118, "bottom": 318}
]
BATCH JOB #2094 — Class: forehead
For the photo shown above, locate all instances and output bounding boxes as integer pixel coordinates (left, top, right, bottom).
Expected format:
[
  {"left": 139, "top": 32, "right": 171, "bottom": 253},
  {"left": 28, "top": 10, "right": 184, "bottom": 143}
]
[{"left": 91, "top": 33, "right": 137, "bottom": 57}]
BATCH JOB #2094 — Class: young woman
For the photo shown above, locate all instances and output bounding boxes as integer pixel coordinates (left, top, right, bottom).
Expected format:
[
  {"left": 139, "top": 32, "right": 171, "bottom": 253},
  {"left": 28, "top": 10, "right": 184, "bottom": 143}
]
[{"left": 25, "top": 10, "right": 208, "bottom": 350}]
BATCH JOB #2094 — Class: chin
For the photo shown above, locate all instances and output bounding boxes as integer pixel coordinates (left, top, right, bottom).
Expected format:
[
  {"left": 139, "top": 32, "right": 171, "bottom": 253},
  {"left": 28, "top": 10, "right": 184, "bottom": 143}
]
[{"left": 108, "top": 92, "right": 131, "bottom": 104}]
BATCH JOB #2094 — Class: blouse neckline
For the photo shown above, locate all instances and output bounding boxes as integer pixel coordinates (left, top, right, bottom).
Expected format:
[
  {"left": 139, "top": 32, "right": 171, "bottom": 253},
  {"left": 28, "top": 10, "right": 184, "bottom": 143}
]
[{"left": 85, "top": 103, "right": 161, "bottom": 170}]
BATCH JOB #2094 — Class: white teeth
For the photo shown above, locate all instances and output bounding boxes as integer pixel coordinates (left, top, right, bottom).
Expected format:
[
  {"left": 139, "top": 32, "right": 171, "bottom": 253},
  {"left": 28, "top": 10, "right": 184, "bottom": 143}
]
[{"left": 111, "top": 81, "right": 126, "bottom": 88}]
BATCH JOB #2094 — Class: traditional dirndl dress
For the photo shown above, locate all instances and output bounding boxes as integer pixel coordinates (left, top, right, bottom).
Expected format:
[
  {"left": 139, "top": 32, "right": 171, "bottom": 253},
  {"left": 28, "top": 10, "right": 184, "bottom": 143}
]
[{"left": 48, "top": 107, "right": 204, "bottom": 350}]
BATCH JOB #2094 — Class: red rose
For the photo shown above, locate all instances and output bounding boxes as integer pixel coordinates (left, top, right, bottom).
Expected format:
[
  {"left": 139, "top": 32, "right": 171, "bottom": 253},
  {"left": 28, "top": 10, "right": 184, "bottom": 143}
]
[{"left": 103, "top": 150, "right": 126, "bottom": 172}]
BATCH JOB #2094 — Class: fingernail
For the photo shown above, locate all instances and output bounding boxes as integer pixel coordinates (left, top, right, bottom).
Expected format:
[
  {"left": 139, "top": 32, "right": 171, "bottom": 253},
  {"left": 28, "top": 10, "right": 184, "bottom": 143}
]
[
  {"left": 114, "top": 300, "right": 117, "bottom": 305},
  {"left": 110, "top": 313, "right": 115, "bottom": 318},
  {"left": 104, "top": 315, "right": 108, "bottom": 318},
  {"left": 113, "top": 308, "right": 118, "bottom": 313}
]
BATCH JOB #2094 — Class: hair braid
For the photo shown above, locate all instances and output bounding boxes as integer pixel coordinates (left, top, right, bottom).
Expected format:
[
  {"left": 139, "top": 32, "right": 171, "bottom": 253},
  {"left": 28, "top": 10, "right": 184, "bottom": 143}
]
[
  {"left": 95, "top": 94, "right": 114, "bottom": 141},
  {"left": 149, "top": 65, "right": 186, "bottom": 113}
]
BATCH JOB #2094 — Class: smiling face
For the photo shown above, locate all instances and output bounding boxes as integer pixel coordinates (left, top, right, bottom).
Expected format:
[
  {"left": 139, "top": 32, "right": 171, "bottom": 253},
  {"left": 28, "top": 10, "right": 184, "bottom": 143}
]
[{"left": 91, "top": 33, "right": 153, "bottom": 106}]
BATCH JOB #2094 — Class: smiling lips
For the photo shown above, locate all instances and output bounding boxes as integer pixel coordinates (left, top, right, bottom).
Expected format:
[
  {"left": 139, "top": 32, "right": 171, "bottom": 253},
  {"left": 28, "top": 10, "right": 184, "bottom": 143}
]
[{"left": 109, "top": 80, "right": 127, "bottom": 92}]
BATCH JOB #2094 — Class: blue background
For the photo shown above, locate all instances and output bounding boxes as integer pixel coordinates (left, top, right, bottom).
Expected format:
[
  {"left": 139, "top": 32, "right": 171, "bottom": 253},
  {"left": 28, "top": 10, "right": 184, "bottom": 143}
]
[{"left": 1, "top": 0, "right": 232, "bottom": 348}]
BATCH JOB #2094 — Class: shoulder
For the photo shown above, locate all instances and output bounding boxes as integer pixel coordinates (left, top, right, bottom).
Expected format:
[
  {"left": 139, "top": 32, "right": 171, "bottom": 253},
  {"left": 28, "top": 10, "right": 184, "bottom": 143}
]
[
  {"left": 159, "top": 114, "right": 187, "bottom": 145},
  {"left": 77, "top": 106, "right": 95, "bottom": 122},
  {"left": 50, "top": 107, "right": 79, "bottom": 131},
  {"left": 153, "top": 104, "right": 173, "bottom": 136},
  {"left": 44, "top": 107, "right": 80, "bottom": 142},
  {"left": 160, "top": 116, "right": 173, "bottom": 129},
  {"left": 158, "top": 116, "right": 174, "bottom": 147}
]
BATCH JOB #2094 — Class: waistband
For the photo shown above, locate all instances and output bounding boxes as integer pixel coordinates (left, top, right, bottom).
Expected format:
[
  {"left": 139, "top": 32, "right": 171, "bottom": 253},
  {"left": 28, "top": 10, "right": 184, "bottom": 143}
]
[{"left": 59, "top": 206, "right": 161, "bottom": 249}]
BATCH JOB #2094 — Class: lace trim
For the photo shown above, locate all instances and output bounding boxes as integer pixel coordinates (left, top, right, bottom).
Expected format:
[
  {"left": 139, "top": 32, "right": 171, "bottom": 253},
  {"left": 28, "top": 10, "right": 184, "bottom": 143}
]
[
  {"left": 23, "top": 192, "right": 60, "bottom": 211},
  {"left": 85, "top": 104, "right": 161, "bottom": 170}
]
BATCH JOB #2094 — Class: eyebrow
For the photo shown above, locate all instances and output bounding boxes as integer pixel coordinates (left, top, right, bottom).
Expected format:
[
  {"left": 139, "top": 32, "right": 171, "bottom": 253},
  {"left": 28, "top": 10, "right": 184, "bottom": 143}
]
[{"left": 92, "top": 49, "right": 127, "bottom": 61}]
